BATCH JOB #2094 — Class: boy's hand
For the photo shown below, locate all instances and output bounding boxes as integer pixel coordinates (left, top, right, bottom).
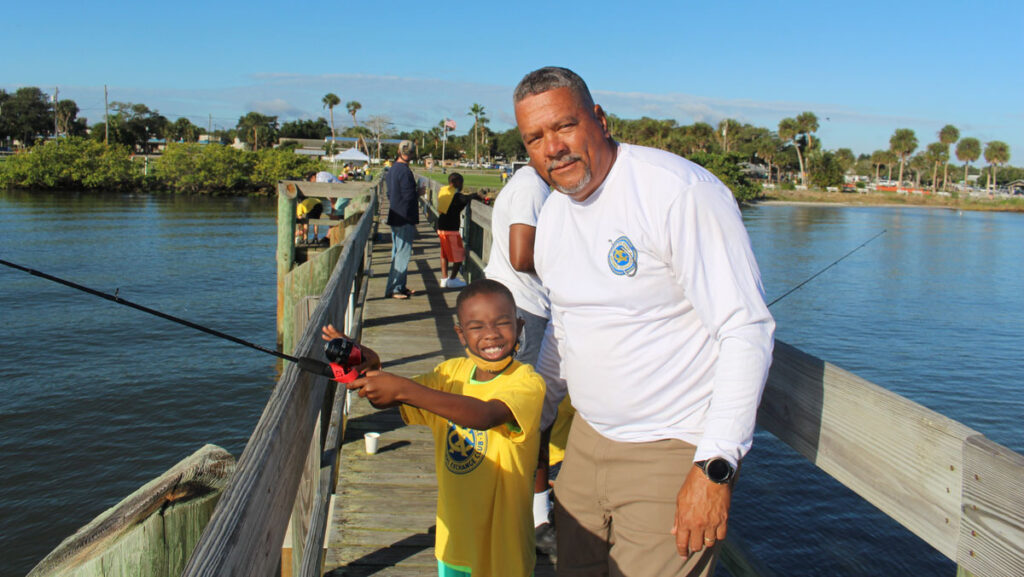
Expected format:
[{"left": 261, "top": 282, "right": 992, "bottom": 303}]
[
  {"left": 321, "top": 324, "right": 345, "bottom": 342},
  {"left": 347, "top": 370, "right": 408, "bottom": 409},
  {"left": 321, "top": 324, "right": 382, "bottom": 373}
]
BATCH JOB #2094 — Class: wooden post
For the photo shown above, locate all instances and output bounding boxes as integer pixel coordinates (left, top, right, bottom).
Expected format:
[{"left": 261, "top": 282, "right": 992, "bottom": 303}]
[
  {"left": 28, "top": 445, "right": 235, "bottom": 577},
  {"left": 277, "top": 181, "right": 299, "bottom": 345}
]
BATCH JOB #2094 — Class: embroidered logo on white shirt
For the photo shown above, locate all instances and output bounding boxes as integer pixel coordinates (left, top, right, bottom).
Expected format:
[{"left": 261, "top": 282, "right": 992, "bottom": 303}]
[{"left": 608, "top": 236, "right": 638, "bottom": 277}]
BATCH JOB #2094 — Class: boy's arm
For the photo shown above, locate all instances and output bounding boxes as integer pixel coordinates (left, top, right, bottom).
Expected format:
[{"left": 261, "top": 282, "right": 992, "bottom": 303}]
[
  {"left": 348, "top": 372, "right": 513, "bottom": 430},
  {"left": 508, "top": 223, "right": 538, "bottom": 272}
]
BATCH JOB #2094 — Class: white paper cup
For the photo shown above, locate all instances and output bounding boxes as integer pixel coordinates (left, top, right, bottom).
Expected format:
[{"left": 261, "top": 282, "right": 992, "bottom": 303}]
[{"left": 364, "top": 432, "right": 381, "bottom": 455}]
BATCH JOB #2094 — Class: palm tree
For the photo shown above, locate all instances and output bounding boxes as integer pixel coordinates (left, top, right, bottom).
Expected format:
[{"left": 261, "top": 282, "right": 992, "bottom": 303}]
[
  {"left": 983, "top": 141, "right": 1010, "bottom": 191},
  {"left": 322, "top": 93, "right": 341, "bottom": 153},
  {"left": 889, "top": 128, "right": 918, "bottom": 193},
  {"left": 881, "top": 150, "right": 897, "bottom": 181},
  {"left": 795, "top": 112, "right": 819, "bottom": 152},
  {"left": 938, "top": 125, "right": 959, "bottom": 191},
  {"left": 468, "top": 103, "right": 485, "bottom": 165},
  {"left": 869, "top": 150, "right": 888, "bottom": 182},
  {"left": 778, "top": 118, "right": 806, "bottom": 186},
  {"left": 956, "top": 137, "right": 981, "bottom": 190},
  {"left": 346, "top": 101, "right": 361, "bottom": 127},
  {"left": 755, "top": 135, "right": 779, "bottom": 186},
  {"left": 926, "top": 142, "right": 948, "bottom": 193},
  {"left": 478, "top": 115, "right": 491, "bottom": 163},
  {"left": 917, "top": 151, "right": 933, "bottom": 187},
  {"left": 718, "top": 118, "right": 740, "bottom": 153}
]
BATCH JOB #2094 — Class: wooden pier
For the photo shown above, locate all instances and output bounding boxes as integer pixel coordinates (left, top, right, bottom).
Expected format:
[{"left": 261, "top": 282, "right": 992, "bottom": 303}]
[{"left": 39, "top": 174, "right": 1020, "bottom": 577}]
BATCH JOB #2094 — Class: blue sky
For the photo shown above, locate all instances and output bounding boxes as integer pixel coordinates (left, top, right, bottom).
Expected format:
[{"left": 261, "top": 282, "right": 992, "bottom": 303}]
[{"left": 4, "top": 0, "right": 1022, "bottom": 160}]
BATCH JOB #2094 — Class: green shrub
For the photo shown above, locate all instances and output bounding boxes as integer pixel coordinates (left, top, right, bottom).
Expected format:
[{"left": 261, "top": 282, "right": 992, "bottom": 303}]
[
  {"left": 0, "top": 137, "right": 139, "bottom": 190},
  {"left": 251, "top": 148, "right": 320, "bottom": 193},
  {"left": 687, "top": 152, "right": 761, "bottom": 202},
  {"left": 154, "top": 143, "right": 251, "bottom": 194}
]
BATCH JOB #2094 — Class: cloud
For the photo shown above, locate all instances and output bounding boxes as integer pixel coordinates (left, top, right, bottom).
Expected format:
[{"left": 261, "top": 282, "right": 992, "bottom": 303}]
[{"left": 246, "top": 98, "right": 306, "bottom": 119}]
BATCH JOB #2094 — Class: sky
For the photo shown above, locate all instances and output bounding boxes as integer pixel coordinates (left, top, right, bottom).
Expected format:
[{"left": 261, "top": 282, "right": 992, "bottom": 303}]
[{"left": 4, "top": 0, "right": 1022, "bottom": 161}]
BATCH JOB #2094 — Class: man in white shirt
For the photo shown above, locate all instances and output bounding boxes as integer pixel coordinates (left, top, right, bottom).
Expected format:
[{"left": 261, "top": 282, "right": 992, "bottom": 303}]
[{"left": 514, "top": 66, "right": 775, "bottom": 576}]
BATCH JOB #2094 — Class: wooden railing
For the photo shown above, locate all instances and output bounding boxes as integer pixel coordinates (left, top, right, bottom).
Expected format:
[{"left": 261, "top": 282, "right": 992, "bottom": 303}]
[{"left": 181, "top": 181, "right": 379, "bottom": 577}]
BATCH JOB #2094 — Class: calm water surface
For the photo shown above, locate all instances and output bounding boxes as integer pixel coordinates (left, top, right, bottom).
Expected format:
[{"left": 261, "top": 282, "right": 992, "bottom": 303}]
[{"left": 0, "top": 193, "right": 1020, "bottom": 576}]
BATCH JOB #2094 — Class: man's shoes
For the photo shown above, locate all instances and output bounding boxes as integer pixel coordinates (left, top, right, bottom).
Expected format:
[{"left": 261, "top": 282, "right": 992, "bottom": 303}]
[
  {"left": 445, "top": 277, "right": 467, "bottom": 288},
  {"left": 440, "top": 278, "right": 449, "bottom": 288},
  {"left": 535, "top": 522, "right": 557, "bottom": 558}
]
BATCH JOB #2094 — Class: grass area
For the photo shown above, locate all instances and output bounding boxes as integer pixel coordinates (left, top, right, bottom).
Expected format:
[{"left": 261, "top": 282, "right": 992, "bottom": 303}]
[
  {"left": 760, "top": 188, "right": 1024, "bottom": 213},
  {"left": 420, "top": 169, "right": 504, "bottom": 190}
]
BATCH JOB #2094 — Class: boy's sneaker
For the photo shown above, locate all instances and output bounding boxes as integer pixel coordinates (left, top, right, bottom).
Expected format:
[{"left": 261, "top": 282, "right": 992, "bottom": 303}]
[
  {"left": 446, "top": 277, "right": 467, "bottom": 288},
  {"left": 440, "top": 278, "right": 449, "bottom": 288}
]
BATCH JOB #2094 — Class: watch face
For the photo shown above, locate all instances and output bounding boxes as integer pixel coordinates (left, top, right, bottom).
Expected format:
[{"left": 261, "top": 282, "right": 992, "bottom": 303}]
[{"left": 706, "top": 459, "right": 732, "bottom": 483}]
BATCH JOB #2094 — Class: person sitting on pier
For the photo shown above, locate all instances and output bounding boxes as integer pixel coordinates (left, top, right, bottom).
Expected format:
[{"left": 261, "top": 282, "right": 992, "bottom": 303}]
[
  {"left": 322, "top": 279, "right": 545, "bottom": 577},
  {"left": 295, "top": 192, "right": 324, "bottom": 245},
  {"left": 436, "top": 172, "right": 485, "bottom": 289}
]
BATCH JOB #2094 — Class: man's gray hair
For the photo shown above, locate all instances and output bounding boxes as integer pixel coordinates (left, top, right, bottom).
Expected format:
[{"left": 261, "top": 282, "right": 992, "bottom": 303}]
[{"left": 513, "top": 67, "right": 595, "bottom": 109}]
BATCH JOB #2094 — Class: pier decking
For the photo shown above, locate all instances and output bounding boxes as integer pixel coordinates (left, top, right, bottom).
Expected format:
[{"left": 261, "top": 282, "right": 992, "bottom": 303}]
[{"left": 323, "top": 213, "right": 555, "bottom": 576}]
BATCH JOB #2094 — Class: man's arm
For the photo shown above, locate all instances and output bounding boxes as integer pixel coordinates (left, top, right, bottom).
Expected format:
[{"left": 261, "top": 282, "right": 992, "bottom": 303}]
[
  {"left": 509, "top": 223, "right": 538, "bottom": 272},
  {"left": 666, "top": 182, "right": 774, "bottom": 557},
  {"left": 347, "top": 371, "right": 514, "bottom": 430}
]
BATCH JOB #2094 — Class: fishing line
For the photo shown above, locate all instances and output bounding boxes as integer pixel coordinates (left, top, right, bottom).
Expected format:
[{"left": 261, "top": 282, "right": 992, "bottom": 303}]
[
  {"left": 0, "top": 258, "right": 333, "bottom": 376},
  {"left": 766, "top": 229, "right": 887, "bottom": 308}
]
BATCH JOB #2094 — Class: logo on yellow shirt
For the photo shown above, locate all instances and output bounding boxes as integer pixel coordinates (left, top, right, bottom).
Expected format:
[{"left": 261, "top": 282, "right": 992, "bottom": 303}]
[
  {"left": 608, "top": 236, "right": 638, "bottom": 277},
  {"left": 446, "top": 423, "right": 487, "bottom": 474}
]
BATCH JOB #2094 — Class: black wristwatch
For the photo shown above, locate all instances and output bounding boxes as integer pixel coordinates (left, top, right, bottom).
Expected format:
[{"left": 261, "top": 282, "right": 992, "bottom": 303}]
[{"left": 694, "top": 458, "right": 735, "bottom": 484}]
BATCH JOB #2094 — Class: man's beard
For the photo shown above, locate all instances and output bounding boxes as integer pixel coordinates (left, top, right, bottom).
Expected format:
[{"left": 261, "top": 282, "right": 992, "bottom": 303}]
[{"left": 547, "top": 155, "right": 591, "bottom": 196}]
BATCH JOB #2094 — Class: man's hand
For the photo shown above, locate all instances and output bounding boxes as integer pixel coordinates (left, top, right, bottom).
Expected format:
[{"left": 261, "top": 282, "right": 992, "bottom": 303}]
[{"left": 671, "top": 464, "right": 732, "bottom": 559}]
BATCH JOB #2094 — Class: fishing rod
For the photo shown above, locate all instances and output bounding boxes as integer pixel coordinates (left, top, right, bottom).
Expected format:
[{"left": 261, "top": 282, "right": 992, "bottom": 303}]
[
  {"left": 0, "top": 258, "right": 361, "bottom": 382},
  {"left": 766, "top": 229, "right": 887, "bottom": 308}
]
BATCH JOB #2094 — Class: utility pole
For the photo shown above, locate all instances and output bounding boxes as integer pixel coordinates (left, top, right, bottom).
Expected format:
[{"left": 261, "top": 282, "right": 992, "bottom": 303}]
[
  {"left": 104, "top": 85, "right": 109, "bottom": 145},
  {"left": 54, "top": 86, "right": 59, "bottom": 137}
]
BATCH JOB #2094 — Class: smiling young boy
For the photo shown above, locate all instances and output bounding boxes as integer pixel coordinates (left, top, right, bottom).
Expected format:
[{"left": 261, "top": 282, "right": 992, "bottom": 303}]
[{"left": 322, "top": 279, "right": 545, "bottom": 577}]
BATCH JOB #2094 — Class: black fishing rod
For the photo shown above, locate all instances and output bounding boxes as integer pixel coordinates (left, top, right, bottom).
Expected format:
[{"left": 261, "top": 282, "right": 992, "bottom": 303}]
[
  {"left": 0, "top": 258, "right": 358, "bottom": 381},
  {"left": 766, "top": 229, "right": 887, "bottom": 308}
]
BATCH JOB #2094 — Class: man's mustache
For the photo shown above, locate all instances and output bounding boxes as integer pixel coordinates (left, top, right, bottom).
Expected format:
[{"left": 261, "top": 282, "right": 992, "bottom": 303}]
[{"left": 547, "top": 155, "right": 583, "bottom": 174}]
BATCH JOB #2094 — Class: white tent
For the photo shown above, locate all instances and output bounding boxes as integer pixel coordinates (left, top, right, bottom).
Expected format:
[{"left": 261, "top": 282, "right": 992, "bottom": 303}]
[{"left": 331, "top": 148, "right": 370, "bottom": 162}]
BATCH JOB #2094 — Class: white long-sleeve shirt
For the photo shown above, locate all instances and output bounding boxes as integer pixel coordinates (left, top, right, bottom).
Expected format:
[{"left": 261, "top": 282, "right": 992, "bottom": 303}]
[
  {"left": 534, "top": 143, "right": 775, "bottom": 466},
  {"left": 484, "top": 166, "right": 551, "bottom": 318}
]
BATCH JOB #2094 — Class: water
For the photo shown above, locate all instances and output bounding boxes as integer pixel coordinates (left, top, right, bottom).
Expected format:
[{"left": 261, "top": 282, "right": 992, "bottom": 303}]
[
  {"left": 0, "top": 191, "right": 280, "bottom": 576},
  {"left": 735, "top": 204, "right": 1024, "bottom": 576},
  {"left": 1, "top": 194, "right": 1021, "bottom": 576}
]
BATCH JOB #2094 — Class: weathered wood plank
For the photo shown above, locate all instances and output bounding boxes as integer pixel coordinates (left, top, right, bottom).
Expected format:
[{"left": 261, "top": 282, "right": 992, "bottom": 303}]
[
  {"left": 282, "top": 181, "right": 378, "bottom": 200},
  {"left": 29, "top": 445, "right": 234, "bottom": 577},
  {"left": 757, "top": 340, "right": 978, "bottom": 560},
  {"left": 958, "top": 434, "right": 1024, "bottom": 577}
]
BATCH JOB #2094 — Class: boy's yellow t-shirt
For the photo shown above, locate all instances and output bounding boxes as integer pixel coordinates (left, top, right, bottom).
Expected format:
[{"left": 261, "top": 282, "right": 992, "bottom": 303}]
[
  {"left": 296, "top": 197, "right": 321, "bottom": 217},
  {"left": 401, "top": 357, "right": 545, "bottom": 577},
  {"left": 437, "top": 184, "right": 456, "bottom": 215}
]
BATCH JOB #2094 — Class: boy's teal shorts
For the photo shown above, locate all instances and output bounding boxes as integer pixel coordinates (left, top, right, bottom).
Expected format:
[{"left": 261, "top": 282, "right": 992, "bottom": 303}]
[{"left": 438, "top": 560, "right": 471, "bottom": 577}]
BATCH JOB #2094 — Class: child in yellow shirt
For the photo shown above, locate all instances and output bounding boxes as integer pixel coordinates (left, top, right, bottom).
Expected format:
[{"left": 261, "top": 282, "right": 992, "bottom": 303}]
[{"left": 323, "top": 279, "right": 545, "bottom": 576}]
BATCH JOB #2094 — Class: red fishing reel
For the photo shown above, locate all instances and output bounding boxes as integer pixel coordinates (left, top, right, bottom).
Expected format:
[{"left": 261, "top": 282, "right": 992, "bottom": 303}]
[{"left": 324, "top": 337, "right": 363, "bottom": 383}]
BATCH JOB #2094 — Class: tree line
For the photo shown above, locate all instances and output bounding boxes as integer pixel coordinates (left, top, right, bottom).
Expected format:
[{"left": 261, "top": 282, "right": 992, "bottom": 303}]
[{"left": 1, "top": 85, "right": 1017, "bottom": 196}]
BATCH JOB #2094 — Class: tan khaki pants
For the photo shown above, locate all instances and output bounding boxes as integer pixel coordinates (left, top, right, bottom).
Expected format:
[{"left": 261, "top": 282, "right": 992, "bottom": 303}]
[{"left": 554, "top": 416, "right": 718, "bottom": 577}]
